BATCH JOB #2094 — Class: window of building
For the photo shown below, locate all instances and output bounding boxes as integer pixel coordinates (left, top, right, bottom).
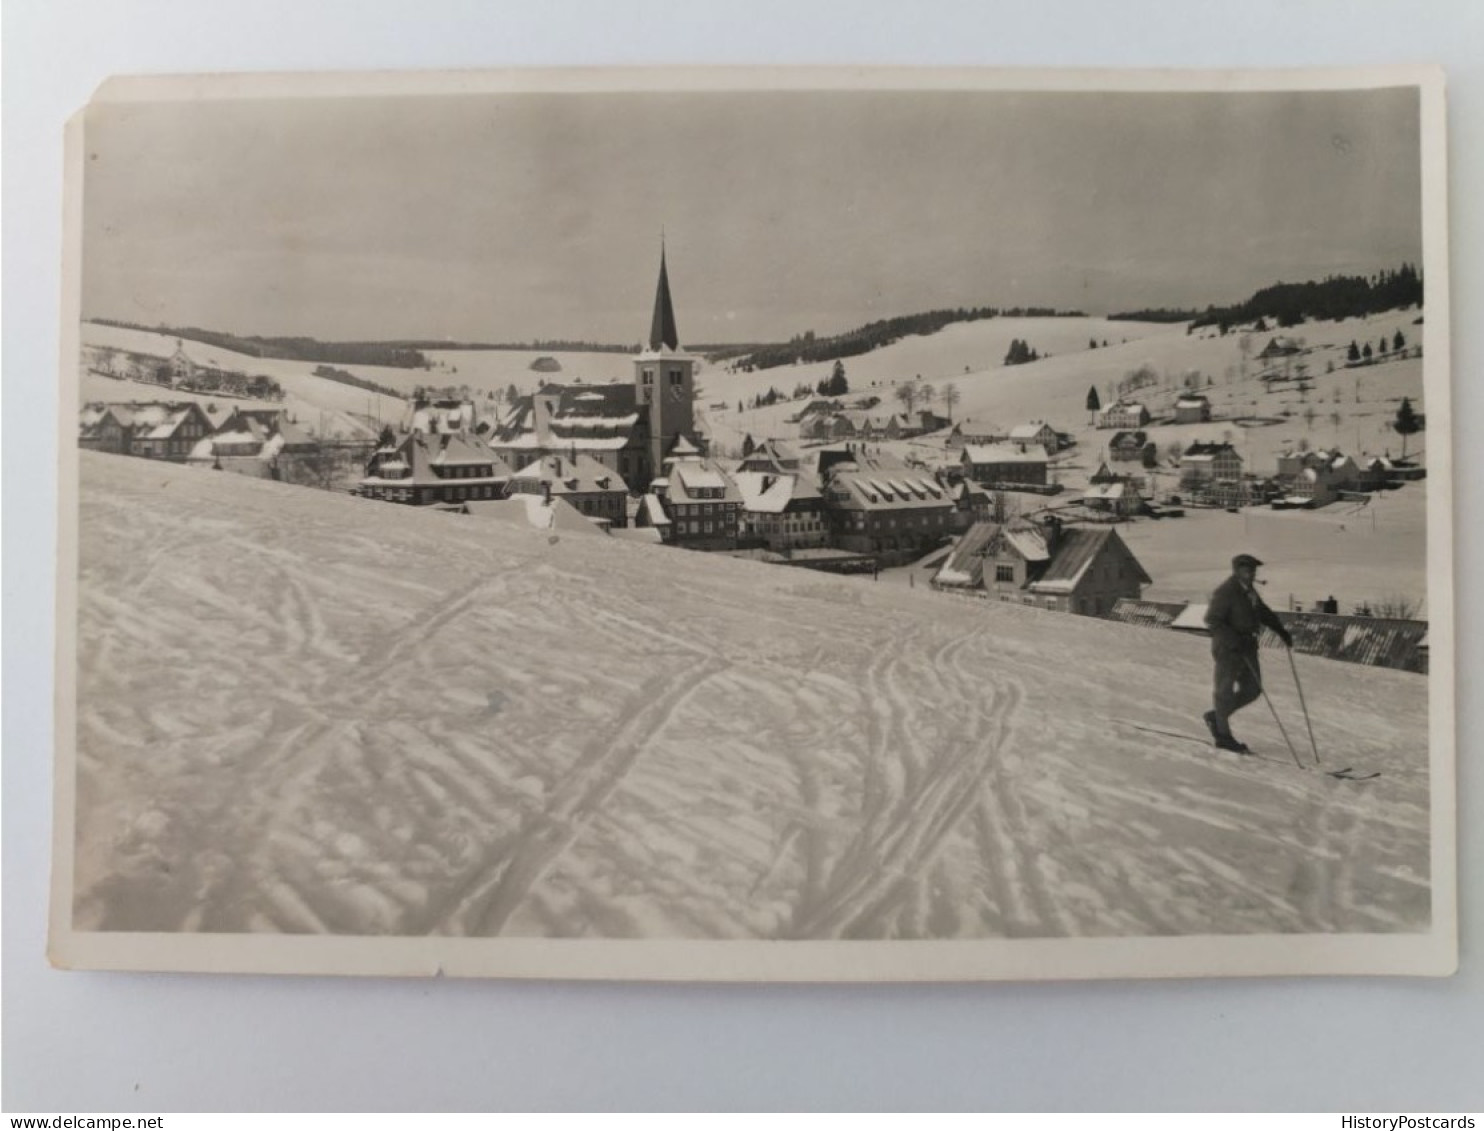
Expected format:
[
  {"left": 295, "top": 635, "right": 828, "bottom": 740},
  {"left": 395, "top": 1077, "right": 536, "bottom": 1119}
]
[
  {"left": 703, "top": 521, "right": 712, "bottom": 533},
  {"left": 996, "top": 564, "right": 1015, "bottom": 583}
]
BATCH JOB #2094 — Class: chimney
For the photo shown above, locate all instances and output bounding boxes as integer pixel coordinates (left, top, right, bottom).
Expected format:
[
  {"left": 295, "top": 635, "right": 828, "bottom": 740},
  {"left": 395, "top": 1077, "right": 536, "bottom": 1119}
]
[
  {"left": 542, "top": 481, "right": 552, "bottom": 505},
  {"left": 1042, "top": 513, "right": 1062, "bottom": 553}
]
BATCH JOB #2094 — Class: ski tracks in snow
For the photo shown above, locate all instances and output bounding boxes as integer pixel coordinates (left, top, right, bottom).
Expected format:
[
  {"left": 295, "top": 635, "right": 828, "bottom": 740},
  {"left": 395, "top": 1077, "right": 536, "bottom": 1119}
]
[
  {"left": 443, "top": 655, "right": 730, "bottom": 936},
  {"left": 788, "top": 623, "right": 1038, "bottom": 939}
]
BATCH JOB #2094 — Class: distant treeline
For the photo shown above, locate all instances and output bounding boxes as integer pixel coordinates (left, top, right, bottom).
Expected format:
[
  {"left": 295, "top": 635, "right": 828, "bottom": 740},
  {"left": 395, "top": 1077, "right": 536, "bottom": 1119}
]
[
  {"left": 312, "top": 365, "right": 405, "bottom": 400},
  {"left": 397, "top": 339, "right": 635, "bottom": 354},
  {"left": 90, "top": 319, "right": 433, "bottom": 369},
  {"left": 1108, "top": 307, "right": 1202, "bottom": 323},
  {"left": 725, "top": 305, "right": 1086, "bottom": 372},
  {"left": 1188, "top": 265, "right": 1423, "bottom": 332}
]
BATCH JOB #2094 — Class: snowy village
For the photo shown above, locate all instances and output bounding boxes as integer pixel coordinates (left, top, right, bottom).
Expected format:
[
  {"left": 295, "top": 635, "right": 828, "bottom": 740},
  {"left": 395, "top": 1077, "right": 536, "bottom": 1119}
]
[{"left": 65, "top": 82, "right": 1439, "bottom": 954}]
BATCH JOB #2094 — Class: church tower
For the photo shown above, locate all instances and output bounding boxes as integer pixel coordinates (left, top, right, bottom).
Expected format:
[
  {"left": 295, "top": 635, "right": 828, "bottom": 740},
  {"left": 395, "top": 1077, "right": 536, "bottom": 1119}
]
[{"left": 634, "top": 245, "right": 696, "bottom": 485}]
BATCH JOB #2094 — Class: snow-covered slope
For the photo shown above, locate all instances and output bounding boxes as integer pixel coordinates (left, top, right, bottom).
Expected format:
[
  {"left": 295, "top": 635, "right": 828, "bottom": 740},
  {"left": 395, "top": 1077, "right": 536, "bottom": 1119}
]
[{"left": 72, "top": 452, "right": 1430, "bottom": 939}]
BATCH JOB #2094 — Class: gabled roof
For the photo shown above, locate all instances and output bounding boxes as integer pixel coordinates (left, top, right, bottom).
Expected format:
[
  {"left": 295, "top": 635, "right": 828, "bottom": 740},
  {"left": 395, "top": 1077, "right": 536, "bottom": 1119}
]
[
  {"left": 1109, "top": 430, "right": 1148, "bottom": 448},
  {"left": 934, "top": 521, "right": 999, "bottom": 587},
  {"left": 1082, "top": 481, "right": 1137, "bottom": 503},
  {"left": 511, "top": 452, "right": 625, "bottom": 494},
  {"left": 733, "top": 471, "right": 821, "bottom": 512},
  {"left": 1008, "top": 422, "right": 1054, "bottom": 439},
  {"left": 667, "top": 460, "right": 741, "bottom": 504},
  {"left": 1174, "top": 393, "right": 1210, "bottom": 405},
  {"left": 1029, "top": 527, "right": 1151, "bottom": 593},
  {"left": 365, "top": 432, "right": 513, "bottom": 486},
  {"left": 462, "top": 495, "right": 605, "bottom": 536}
]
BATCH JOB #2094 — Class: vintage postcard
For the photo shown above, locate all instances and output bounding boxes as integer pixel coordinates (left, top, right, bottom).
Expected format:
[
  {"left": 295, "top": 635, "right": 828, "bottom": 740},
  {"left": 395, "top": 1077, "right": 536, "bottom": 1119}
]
[{"left": 51, "top": 66, "right": 1455, "bottom": 980}]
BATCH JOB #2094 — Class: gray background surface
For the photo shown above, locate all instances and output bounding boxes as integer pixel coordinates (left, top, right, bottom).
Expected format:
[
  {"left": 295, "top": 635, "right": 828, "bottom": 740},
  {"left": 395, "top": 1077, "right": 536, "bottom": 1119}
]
[{"left": 4, "top": 0, "right": 1480, "bottom": 1112}]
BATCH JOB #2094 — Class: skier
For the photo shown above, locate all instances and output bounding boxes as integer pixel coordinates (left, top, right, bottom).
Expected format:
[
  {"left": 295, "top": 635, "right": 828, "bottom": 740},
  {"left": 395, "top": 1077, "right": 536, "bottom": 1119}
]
[{"left": 1203, "top": 553, "right": 1293, "bottom": 754}]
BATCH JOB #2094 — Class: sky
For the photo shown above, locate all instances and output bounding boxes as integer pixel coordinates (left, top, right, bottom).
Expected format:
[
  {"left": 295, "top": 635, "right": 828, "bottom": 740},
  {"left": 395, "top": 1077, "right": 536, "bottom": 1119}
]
[{"left": 81, "top": 84, "right": 1423, "bottom": 344}]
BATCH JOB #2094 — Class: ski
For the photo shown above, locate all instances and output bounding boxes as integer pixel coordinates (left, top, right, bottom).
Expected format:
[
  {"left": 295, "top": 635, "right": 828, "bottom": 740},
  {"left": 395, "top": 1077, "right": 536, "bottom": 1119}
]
[{"left": 1114, "top": 721, "right": 1379, "bottom": 781}]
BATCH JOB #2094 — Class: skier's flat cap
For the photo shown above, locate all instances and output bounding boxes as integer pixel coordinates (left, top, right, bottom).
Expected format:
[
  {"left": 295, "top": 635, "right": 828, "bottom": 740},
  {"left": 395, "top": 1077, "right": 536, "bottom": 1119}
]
[{"left": 1232, "top": 553, "right": 1264, "bottom": 569}]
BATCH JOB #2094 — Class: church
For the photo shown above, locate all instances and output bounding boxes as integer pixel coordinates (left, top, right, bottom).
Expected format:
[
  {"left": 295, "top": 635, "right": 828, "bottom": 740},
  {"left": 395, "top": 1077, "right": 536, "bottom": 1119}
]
[{"left": 487, "top": 248, "right": 707, "bottom": 494}]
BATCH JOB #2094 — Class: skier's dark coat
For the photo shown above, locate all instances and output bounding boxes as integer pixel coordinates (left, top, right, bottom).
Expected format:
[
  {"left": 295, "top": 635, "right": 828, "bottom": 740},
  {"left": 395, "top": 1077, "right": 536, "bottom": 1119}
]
[{"left": 1204, "top": 575, "right": 1286, "bottom": 655}]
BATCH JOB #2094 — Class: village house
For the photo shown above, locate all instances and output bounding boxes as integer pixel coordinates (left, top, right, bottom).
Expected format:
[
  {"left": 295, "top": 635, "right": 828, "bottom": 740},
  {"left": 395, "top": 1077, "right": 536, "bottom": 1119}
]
[
  {"left": 78, "top": 404, "right": 135, "bottom": 455},
  {"left": 215, "top": 407, "right": 317, "bottom": 453},
  {"left": 1359, "top": 454, "right": 1427, "bottom": 490},
  {"left": 507, "top": 451, "right": 629, "bottom": 528},
  {"left": 186, "top": 426, "right": 283, "bottom": 479},
  {"left": 1274, "top": 448, "right": 1362, "bottom": 507},
  {"left": 1080, "top": 477, "right": 1144, "bottom": 518},
  {"left": 946, "top": 479, "right": 994, "bottom": 533},
  {"left": 80, "top": 401, "right": 216, "bottom": 462},
  {"left": 1257, "top": 336, "right": 1302, "bottom": 362},
  {"left": 934, "top": 516, "right": 1152, "bottom": 617},
  {"left": 1098, "top": 402, "right": 1151, "bottom": 430},
  {"left": 915, "top": 409, "right": 952, "bottom": 435},
  {"left": 822, "top": 452, "right": 956, "bottom": 563},
  {"left": 458, "top": 493, "right": 605, "bottom": 538},
  {"left": 1108, "top": 430, "right": 1153, "bottom": 464},
  {"left": 410, "top": 395, "right": 482, "bottom": 437},
  {"left": 1005, "top": 421, "right": 1060, "bottom": 454},
  {"left": 960, "top": 443, "right": 1049, "bottom": 488},
  {"left": 944, "top": 418, "right": 1004, "bottom": 450},
  {"left": 733, "top": 470, "right": 829, "bottom": 552},
  {"left": 1179, "top": 441, "right": 1246, "bottom": 504},
  {"left": 736, "top": 437, "right": 803, "bottom": 475},
  {"left": 656, "top": 458, "right": 744, "bottom": 550},
  {"left": 1173, "top": 393, "right": 1212, "bottom": 424},
  {"left": 358, "top": 432, "right": 514, "bottom": 507}
]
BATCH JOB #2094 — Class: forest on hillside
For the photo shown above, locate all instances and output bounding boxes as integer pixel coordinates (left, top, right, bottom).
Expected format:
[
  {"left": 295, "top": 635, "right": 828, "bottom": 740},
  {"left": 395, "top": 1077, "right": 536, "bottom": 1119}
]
[
  {"left": 1188, "top": 265, "right": 1423, "bottom": 332},
  {"left": 89, "top": 319, "right": 435, "bottom": 369},
  {"left": 722, "top": 304, "right": 1085, "bottom": 371}
]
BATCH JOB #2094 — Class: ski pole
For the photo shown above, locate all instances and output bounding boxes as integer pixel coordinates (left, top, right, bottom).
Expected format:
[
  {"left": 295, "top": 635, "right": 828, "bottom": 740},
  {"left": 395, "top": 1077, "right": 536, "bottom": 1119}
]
[
  {"left": 1288, "top": 647, "right": 1321, "bottom": 765},
  {"left": 1244, "top": 654, "right": 1305, "bottom": 769}
]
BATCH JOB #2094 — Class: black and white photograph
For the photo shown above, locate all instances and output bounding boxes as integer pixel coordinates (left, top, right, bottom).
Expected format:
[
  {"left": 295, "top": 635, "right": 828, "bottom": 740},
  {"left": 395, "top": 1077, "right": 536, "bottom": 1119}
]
[{"left": 51, "top": 66, "right": 1455, "bottom": 980}]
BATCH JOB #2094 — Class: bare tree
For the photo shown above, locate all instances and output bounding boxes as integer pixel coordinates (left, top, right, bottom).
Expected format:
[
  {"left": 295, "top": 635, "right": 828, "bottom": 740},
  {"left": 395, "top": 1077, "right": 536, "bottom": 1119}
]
[
  {"left": 893, "top": 383, "right": 918, "bottom": 415},
  {"left": 1371, "top": 593, "right": 1423, "bottom": 619},
  {"left": 943, "top": 381, "right": 961, "bottom": 422}
]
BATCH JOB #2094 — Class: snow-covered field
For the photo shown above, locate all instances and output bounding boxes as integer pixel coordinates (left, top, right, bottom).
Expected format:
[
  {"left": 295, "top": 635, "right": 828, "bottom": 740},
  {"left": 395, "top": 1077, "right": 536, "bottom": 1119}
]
[{"left": 73, "top": 452, "right": 1430, "bottom": 939}]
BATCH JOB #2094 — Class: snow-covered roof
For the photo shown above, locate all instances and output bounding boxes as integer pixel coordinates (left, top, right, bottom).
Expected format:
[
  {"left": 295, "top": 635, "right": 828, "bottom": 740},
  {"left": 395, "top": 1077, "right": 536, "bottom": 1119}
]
[
  {"left": 733, "top": 471, "right": 807, "bottom": 513},
  {"left": 1082, "top": 481, "right": 1132, "bottom": 502},
  {"left": 1008, "top": 423, "right": 1051, "bottom": 439},
  {"left": 461, "top": 496, "right": 604, "bottom": 536},
  {"left": 1171, "top": 603, "right": 1210, "bottom": 632},
  {"left": 962, "top": 443, "right": 1047, "bottom": 464},
  {"left": 510, "top": 453, "right": 624, "bottom": 494},
  {"left": 1004, "top": 527, "right": 1051, "bottom": 562},
  {"left": 676, "top": 464, "right": 725, "bottom": 490},
  {"left": 639, "top": 493, "right": 671, "bottom": 526}
]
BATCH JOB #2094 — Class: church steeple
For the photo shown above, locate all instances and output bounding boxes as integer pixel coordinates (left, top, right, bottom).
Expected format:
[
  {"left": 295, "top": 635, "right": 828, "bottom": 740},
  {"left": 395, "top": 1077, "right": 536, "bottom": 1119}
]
[{"left": 648, "top": 244, "right": 680, "bottom": 351}]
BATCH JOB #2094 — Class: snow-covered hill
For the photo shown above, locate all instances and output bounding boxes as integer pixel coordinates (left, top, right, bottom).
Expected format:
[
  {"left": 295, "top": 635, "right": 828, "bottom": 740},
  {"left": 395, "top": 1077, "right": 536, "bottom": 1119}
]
[{"left": 72, "top": 452, "right": 1430, "bottom": 940}]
